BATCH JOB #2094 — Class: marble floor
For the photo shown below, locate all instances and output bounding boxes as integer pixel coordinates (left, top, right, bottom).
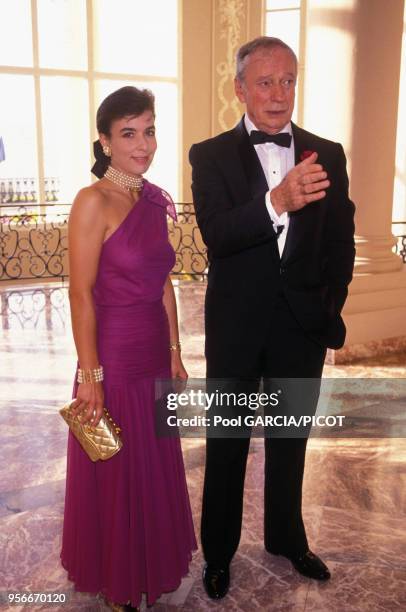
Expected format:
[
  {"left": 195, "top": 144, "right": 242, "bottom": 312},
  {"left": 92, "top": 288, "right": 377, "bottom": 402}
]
[{"left": 0, "top": 281, "right": 405, "bottom": 611}]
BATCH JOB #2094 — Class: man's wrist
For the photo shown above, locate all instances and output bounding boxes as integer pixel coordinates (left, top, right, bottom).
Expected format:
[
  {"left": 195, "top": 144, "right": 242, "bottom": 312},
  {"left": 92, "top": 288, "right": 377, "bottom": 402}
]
[{"left": 269, "top": 189, "right": 285, "bottom": 216}]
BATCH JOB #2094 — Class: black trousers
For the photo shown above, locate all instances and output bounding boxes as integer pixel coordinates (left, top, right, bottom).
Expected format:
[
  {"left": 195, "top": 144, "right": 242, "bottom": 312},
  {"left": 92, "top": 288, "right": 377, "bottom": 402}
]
[{"left": 202, "top": 296, "right": 327, "bottom": 567}]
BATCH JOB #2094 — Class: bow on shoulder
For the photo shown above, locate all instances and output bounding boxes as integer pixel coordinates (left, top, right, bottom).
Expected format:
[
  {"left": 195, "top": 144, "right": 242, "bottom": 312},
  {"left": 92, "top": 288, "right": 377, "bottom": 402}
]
[{"left": 142, "top": 180, "right": 177, "bottom": 221}]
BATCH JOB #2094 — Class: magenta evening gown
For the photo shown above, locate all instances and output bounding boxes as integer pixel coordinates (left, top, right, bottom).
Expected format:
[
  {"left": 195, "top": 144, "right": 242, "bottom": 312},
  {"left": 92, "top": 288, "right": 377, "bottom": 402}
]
[{"left": 61, "top": 180, "right": 197, "bottom": 607}]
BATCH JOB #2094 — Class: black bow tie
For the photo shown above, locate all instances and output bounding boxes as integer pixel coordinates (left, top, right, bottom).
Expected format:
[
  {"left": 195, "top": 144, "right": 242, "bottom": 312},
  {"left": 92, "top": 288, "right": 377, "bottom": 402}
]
[{"left": 250, "top": 130, "right": 292, "bottom": 148}]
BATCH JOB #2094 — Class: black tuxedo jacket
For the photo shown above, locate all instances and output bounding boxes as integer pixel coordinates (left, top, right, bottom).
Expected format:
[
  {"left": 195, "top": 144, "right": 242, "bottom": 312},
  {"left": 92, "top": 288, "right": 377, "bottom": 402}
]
[{"left": 189, "top": 118, "right": 355, "bottom": 360}]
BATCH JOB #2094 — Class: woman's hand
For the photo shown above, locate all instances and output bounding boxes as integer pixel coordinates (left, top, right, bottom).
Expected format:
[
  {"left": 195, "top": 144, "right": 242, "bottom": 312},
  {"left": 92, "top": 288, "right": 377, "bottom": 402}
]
[
  {"left": 171, "top": 350, "right": 188, "bottom": 380},
  {"left": 70, "top": 381, "right": 104, "bottom": 427},
  {"left": 170, "top": 351, "right": 188, "bottom": 394}
]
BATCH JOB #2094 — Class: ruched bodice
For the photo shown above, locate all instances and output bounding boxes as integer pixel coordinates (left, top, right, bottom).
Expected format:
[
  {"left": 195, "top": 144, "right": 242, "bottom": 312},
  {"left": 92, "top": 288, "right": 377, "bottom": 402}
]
[{"left": 93, "top": 179, "right": 176, "bottom": 306}]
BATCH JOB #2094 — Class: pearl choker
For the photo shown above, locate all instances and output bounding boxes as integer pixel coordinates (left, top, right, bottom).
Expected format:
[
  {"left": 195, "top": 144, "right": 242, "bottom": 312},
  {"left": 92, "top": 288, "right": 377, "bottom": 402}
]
[{"left": 104, "top": 166, "right": 144, "bottom": 192}]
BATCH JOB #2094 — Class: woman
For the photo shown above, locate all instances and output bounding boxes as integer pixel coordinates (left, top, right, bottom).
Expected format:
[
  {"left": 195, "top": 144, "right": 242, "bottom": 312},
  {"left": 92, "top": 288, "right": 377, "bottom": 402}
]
[{"left": 61, "top": 86, "right": 197, "bottom": 611}]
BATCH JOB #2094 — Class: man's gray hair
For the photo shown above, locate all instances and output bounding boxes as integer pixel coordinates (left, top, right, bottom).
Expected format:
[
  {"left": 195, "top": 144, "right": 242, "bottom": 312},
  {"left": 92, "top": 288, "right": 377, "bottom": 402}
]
[{"left": 236, "top": 36, "right": 298, "bottom": 81}]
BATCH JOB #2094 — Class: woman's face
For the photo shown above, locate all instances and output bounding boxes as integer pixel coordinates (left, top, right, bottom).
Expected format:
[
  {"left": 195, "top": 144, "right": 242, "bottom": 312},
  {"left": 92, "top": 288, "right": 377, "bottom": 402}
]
[{"left": 100, "top": 110, "right": 157, "bottom": 176}]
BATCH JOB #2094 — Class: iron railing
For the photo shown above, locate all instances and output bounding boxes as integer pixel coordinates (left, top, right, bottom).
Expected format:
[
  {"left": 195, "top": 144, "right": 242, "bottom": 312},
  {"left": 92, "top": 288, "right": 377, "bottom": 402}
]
[
  {"left": 0, "top": 284, "right": 68, "bottom": 330},
  {"left": 393, "top": 222, "right": 406, "bottom": 264},
  {"left": 0, "top": 204, "right": 69, "bottom": 282},
  {"left": 0, "top": 203, "right": 208, "bottom": 282},
  {"left": 1, "top": 204, "right": 405, "bottom": 284}
]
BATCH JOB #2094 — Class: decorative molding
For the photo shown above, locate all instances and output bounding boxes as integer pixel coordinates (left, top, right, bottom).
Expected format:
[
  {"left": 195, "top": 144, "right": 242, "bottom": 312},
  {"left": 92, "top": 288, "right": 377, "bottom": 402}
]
[{"left": 214, "top": 0, "right": 245, "bottom": 132}]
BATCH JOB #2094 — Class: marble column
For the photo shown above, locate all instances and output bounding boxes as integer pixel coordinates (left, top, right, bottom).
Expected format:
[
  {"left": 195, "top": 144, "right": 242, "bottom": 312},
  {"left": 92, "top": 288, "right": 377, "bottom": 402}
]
[{"left": 303, "top": 0, "right": 406, "bottom": 362}]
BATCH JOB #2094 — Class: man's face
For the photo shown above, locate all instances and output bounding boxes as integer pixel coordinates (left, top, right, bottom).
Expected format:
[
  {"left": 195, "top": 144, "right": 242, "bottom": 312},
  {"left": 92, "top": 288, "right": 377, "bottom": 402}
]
[{"left": 235, "top": 47, "right": 297, "bottom": 134}]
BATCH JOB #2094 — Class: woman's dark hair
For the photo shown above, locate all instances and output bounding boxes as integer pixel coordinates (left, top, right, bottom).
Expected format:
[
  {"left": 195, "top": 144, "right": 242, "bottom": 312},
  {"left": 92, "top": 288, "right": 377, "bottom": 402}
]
[{"left": 91, "top": 86, "right": 155, "bottom": 178}]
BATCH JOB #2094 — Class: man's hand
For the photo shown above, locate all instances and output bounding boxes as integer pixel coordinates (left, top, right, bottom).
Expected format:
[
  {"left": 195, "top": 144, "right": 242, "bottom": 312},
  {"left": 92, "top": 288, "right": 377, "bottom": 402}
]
[{"left": 270, "top": 152, "right": 330, "bottom": 215}]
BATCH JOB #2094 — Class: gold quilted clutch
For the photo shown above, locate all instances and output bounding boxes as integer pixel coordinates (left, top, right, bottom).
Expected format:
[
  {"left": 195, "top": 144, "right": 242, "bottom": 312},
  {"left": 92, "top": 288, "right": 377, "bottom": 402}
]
[{"left": 59, "top": 400, "right": 123, "bottom": 462}]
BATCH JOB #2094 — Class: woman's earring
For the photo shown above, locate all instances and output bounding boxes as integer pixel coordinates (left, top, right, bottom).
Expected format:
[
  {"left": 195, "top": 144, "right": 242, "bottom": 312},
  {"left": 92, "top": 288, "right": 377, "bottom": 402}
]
[{"left": 103, "top": 145, "right": 111, "bottom": 157}]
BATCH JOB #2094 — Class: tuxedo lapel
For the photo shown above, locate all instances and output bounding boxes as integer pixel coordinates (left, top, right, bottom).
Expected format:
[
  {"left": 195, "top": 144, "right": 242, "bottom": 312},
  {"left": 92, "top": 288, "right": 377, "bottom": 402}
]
[
  {"left": 233, "top": 119, "right": 281, "bottom": 262},
  {"left": 281, "top": 122, "right": 312, "bottom": 264},
  {"left": 291, "top": 122, "right": 307, "bottom": 165},
  {"left": 234, "top": 118, "right": 268, "bottom": 199}
]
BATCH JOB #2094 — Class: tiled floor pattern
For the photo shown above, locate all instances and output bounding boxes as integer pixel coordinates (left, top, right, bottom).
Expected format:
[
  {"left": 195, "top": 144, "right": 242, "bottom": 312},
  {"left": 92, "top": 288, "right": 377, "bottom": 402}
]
[{"left": 0, "top": 281, "right": 405, "bottom": 611}]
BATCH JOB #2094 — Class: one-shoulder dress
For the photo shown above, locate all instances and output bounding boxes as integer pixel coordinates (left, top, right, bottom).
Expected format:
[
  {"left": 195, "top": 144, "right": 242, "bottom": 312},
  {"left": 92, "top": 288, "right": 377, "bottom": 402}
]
[{"left": 61, "top": 180, "right": 197, "bottom": 607}]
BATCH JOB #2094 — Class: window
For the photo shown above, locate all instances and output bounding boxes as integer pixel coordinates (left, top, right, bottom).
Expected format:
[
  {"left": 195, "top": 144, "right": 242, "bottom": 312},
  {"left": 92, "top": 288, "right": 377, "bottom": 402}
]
[
  {"left": 0, "top": 0, "right": 179, "bottom": 208},
  {"left": 265, "top": 0, "right": 304, "bottom": 124}
]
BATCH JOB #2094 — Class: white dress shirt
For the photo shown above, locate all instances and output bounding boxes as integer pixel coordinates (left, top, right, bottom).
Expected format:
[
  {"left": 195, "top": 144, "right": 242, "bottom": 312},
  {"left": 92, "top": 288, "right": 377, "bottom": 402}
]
[{"left": 244, "top": 114, "right": 295, "bottom": 257}]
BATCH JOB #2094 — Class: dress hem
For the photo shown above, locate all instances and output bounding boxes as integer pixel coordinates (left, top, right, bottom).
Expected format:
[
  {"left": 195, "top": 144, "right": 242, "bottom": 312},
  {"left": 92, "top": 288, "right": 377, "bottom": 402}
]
[{"left": 61, "top": 546, "right": 198, "bottom": 607}]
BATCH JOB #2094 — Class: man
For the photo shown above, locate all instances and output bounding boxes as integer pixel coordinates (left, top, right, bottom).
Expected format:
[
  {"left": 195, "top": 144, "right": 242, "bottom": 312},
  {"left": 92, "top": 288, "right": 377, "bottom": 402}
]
[{"left": 189, "top": 37, "right": 355, "bottom": 599}]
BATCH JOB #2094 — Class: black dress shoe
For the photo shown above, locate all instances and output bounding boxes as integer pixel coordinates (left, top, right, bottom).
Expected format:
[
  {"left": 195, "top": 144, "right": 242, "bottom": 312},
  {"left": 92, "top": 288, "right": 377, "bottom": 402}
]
[
  {"left": 290, "top": 550, "right": 330, "bottom": 580},
  {"left": 202, "top": 563, "right": 230, "bottom": 599},
  {"left": 289, "top": 551, "right": 331, "bottom": 580},
  {"left": 267, "top": 548, "right": 331, "bottom": 581}
]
